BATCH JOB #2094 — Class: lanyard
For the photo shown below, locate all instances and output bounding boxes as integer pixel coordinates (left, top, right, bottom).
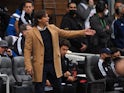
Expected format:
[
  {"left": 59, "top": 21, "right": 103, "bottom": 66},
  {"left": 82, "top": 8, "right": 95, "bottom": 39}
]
[
  {"left": 100, "top": 19, "right": 107, "bottom": 28},
  {"left": 97, "top": 14, "right": 107, "bottom": 28}
]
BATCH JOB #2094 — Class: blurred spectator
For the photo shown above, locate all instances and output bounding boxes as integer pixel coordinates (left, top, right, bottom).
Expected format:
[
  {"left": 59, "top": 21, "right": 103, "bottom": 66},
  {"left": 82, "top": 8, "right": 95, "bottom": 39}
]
[
  {"left": 13, "top": 24, "right": 32, "bottom": 56},
  {"left": 114, "top": 57, "right": 124, "bottom": 76},
  {"left": 113, "top": 57, "right": 124, "bottom": 89},
  {"left": 89, "top": 0, "right": 112, "bottom": 53},
  {"left": 113, "top": 4, "right": 124, "bottom": 56},
  {"left": 107, "top": 1, "right": 123, "bottom": 26},
  {"left": 107, "top": 1, "right": 123, "bottom": 47},
  {"left": 93, "top": 47, "right": 124, "bottom": 91},
  {"left": 93, "top": 48, "right": 117, "bottom": 91},
  {"left": 61, "top": 2, "right": 89, "bottom": 53},
  {"left": 0, "top": 5, "right": 10, "bottom": 38},
  {"left": 111, "top": 47, "right": 121, "bottom": 59},
  {"left": 6, "top": 5, "right": 23, "bottom": 36},
  {"left": 110, "top": 47, "right": 121, "bottom": 78},
  {"left": 77, "top": 0, "right": 96, "bottom": 29},
  {"left": 59, "top": 38, "right": 77, "bottom": 83},
  {"left": 15, "top": 0, "right": 34, "bottom": 36},
  {"left": 0, "top": 40, "right": 13, "bottom": 58},
  {"left": 93, "top": 48, "right": 114, "bottom": 80}
]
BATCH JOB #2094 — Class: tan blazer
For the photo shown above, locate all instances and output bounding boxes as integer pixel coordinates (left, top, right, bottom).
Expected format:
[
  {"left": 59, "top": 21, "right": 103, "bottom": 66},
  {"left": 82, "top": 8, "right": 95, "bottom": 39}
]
[{"left": 24, "top": 24, "right": 85, "bottom": 82}]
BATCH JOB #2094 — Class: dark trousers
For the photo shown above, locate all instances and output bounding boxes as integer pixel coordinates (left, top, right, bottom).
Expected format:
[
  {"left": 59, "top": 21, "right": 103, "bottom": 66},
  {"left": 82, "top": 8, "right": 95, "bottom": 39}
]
[{"left": 33, "top": 63, "right": 61, "bottom": 93}]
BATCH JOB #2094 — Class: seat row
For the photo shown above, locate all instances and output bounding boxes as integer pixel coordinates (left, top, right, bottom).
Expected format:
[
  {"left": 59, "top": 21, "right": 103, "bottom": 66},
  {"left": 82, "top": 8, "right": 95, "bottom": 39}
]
[{"left": 0, "top": 56, "right": 34, "bottom": 93}]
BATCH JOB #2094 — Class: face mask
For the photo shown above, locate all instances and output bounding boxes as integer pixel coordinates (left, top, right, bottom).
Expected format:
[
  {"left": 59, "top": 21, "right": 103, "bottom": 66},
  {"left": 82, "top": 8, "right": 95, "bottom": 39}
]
[
  {"left": 104, "top": 9, "right": 109, "bottom": 16},
  {"left": 115, "top": 8, "right": 119, "bottom": 15},
  {"left": 104, "top": 57, "right": 111, "bottom": 64},
  {"left": 69, "top": 10, "right": 76, "bottom": 15}
]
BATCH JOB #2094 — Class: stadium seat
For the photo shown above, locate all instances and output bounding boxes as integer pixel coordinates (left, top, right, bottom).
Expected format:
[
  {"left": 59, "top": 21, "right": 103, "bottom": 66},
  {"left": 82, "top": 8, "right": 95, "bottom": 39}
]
[
  {"left": 12, "top": 56, "right": 34, "bottom": 93},
  {"left": 85, "top": 55, "right": 106, "bottom": 93},
  {"left": 0, "top": 57, "right": 16, "bottom": 93}
]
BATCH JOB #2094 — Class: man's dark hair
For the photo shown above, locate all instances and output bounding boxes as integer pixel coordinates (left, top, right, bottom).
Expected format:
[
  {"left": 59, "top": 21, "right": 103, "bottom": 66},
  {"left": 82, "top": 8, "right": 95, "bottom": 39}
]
[
  {"left": 23, "top": 0, "right": 34, "bottom": 7},
  {"left": 113, "top": 57, "right": 122, "bottom": 64},
  {"left": 34, "top": 10, "right": 46, "bottom": 26},
  {"left": 96, "top": 0, "right": 106, "bottom": 13},
  {"left": 110, "top": 47, "right": 120, "bottom": 54},
  {"left": 67, "top": 2, "right": 76, "bottom": 8},
  {"left": 19, "top": 24, "right": 28, "bottom": 32},
  {"left": 59, "top": 38, "right": 71, "bottom": 48}
]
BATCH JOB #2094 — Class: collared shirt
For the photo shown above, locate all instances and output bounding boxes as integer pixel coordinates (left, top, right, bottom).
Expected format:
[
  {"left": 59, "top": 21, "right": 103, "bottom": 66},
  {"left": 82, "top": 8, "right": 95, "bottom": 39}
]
[{"left": 37, "top": 26, "right": 47, "bottom": 31}]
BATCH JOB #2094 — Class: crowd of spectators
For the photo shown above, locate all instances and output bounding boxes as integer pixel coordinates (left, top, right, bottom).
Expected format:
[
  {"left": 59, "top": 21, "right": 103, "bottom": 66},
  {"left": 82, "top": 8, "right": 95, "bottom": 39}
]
[
  {"left": 1, "top": 0, "right": 124, "bottom": 93},
  {"left": 0, "top": 0, "right": 124, "bottom": 56}
]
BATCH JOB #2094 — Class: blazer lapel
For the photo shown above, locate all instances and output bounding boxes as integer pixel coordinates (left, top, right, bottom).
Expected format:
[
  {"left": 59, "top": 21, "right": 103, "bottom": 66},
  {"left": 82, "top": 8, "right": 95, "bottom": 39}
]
[{"left": 33, "top": 27, "right": 43, "bottom": 45}]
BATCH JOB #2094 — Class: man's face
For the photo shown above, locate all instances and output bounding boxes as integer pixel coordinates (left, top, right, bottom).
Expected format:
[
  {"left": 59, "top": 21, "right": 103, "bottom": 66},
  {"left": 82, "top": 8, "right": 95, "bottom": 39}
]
[
  {"left": 0, "top": 47, "right": 7, "bottom": 54},
  {"left": 115, "top": 59, "right": 124, "bottom": 76},
  {"left": 24, "top": 2, "right": 34, "bottom": 14},
  {"left": 115, "top": 2, "right": 122, "bottom": 10},
  {"left": 112, "top": 51, "right": 121, "bottom": 59},
  {"left": 39, "top": 13, "right": 49, "bottom": 26},
  {"left": 103, "top": 53, "right": 111, "bottom": 58},
  {"left": 68, "top": 3, "right": 77, "bottom": 11},
  {"left": 60, "top": 45, "right": 69, "bottom": 57}
]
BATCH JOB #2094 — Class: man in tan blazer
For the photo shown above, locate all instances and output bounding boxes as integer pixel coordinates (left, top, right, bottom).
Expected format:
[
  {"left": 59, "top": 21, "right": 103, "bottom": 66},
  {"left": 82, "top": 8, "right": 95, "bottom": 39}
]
[{"left": 24, "top": 10, "right": 95, "bottom": 93}]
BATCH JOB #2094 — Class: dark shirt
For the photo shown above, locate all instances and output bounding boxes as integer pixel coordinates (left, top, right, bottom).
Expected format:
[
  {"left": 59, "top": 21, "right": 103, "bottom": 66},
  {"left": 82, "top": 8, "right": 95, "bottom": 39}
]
[
  {"left": 13, "top": 35, "right": 25, "bottom": 56},
  {"left": 93, "top": 59, "right": 117, "bottom": 91},
  {"left": 40, "top": 28, "right": 53, "bottom": 63},
  {"left": 89, "top": 14, "right": 112, "bottom": 53},
  {"left": 61, "top": 56, "right": 72, "bottom": 83},
  {"left": 61, "top": 13, "right": 84, "bottom": 30},
  {"left": 19, "top": 12, "right": 34, "bottom": 26},
  {"left": 61, "top": 13, "right": 88, "bottom": 52},
  {"left": 114, "top": 18, "right": 124, "bottom": 49}
]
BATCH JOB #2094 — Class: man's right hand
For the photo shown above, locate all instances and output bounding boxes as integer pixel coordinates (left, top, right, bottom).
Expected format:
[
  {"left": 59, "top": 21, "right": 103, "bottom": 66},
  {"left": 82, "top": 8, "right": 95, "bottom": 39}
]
[
  {"left": 26, "top": 69, "right": 34, "bottom": 76},
  {"left": 64, "top": 71, "right": 71, "bottom": 77},
  {"left": 84, "top": 29, "right": 96, "bottom": 36}
]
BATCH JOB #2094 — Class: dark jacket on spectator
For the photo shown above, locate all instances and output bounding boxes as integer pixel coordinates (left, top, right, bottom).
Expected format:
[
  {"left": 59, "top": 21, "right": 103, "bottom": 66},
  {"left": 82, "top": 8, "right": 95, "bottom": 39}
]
[
  {"left": 113, "top": 17, "right": 124, "bottom": 49},
  {"left": 61, "top": 13, "right": 88, "bottom": 52},
  {"left": 89, "top": 14, "right": 112, "bottom": 53}
]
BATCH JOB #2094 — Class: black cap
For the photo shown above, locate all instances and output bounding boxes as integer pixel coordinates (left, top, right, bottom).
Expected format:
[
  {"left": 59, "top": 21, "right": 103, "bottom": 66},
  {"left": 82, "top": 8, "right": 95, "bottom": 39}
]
[
  {"left": 100, "top": 48, "right": 111, "bottom": 54},
  {"left": 0, "top": 40, "right": 8, "bottom": 48}
]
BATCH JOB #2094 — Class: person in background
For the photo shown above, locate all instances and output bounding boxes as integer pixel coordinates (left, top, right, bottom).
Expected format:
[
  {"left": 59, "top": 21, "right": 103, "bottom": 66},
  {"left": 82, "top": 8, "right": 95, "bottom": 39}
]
[
  {"left": 111, "top": 47, "right": 121, "bottom": 59},
  {"left": 59, "top": 38, "right": 77, "bottom": 83},
  {"left": 93, "top": 48, "right": 116, "bottom": 91},
  {"left": 0, "top": 40, "right": 13, "bottom": 58},
  {"left": 77, "top": 0, "right": 95, "bottom": 28},
  {"left": 107, "top": 1, "right": 123, "bottom": 47},
  {"left": 89, "top": 0, "right": 112, "bottom": 54},
  {"left": 110, "top": 47, "right": 121, "bottom": 78},
  {"left": 13, "top": 24, "right": 32, "bottom": 56},
  {"left": 93, "top": 48, "right": 114, "bottom": 80},
  {"left": 113, "top": 4, "right": 124, "bottom": 56},
  {"left": 15, "top": 0, "right": 34, "bottom": 36},
  {"left": 0, "top": 5, "right": 10, "bottom": 38},
  {"left": 114, "top": 57, "right": 124, "bottom": 76},
  {"left": 24, "top": 10, "right": 95, "bottom": 93},
  {"left": 107, "top": 1, "right": 123, "bottom": 26},
  {"left": 6, "top": 3, "right": 23, "bottom": 36},
  {"left": 112, "top": 57, "right": 124, "bottom": 89},
  {"left": 61, "top": 2, "right": 89, "bottom": 53}
]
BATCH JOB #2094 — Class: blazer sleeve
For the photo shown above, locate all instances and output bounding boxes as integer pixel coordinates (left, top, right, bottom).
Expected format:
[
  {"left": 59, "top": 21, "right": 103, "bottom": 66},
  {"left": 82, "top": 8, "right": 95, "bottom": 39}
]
[
  {"left": 49, "top": 24, "right": 86, "bottom": 38},
  {"left": 24, "top": 31, "right": 33, "bottom": 71}
]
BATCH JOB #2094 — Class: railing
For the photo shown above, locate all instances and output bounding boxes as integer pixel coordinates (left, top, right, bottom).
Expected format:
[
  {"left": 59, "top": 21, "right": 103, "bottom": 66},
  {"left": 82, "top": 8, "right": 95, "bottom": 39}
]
[{"left": 0, "top": 73, "right": 10, "bottom": 93}]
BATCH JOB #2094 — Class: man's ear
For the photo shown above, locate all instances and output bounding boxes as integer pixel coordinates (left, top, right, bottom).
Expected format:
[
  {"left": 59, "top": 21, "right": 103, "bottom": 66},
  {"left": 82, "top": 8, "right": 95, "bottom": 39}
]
[{"left": 38, "top": 19, "right": 41, "bottom": 22}]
